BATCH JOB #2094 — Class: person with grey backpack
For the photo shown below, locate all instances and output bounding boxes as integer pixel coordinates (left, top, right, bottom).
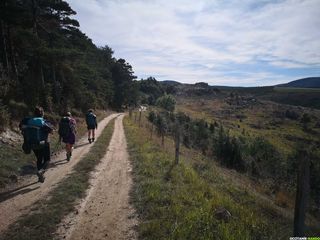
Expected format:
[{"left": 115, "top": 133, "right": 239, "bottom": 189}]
[{"left": 58, "top": 112, "right": 77, "bottom": 161}]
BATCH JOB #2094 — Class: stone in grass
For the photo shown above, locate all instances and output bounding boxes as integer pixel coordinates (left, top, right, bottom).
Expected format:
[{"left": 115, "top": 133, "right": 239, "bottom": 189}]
[
  {"left": 9, "top": 174, "right": 18, "bottom": 183},
  {"left": 214, "top": 207, "right": 232, "bottom": 222}
]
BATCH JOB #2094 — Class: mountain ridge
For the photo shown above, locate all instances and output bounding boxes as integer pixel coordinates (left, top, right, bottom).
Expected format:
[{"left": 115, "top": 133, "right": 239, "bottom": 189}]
[
  {"left": 277, "top": 77, "right": 320, "bottom": 88},
  {"left": 160, "top": 77, "right": 320, "bottom": 88}
]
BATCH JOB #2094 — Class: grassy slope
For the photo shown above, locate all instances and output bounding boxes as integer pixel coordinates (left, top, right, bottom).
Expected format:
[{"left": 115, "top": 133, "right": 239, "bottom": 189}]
[
  {"left": 262, "top": 89, "right": 320, "bottom": 109},
  {"left": 0, "top": 110, "right": 110, "bottom": 188},
  {"left": 274, "top": 87, "right": 320, "bottom": 93},
  {"left": 125, "top": 116, "right": 319, "bottom": 239},
  {"left": 176, "top": 97, "right": 320, "bottom": 156},
  {"left": 1, "top": 117, "right": 115, "bottom": 240}
]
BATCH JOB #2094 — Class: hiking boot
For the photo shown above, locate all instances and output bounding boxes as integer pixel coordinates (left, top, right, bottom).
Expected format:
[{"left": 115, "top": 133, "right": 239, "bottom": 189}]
[
  {"left": 92, "top": 138, "right": 95, "bottom": 142},
  {"left": 88, "top": 138, "right": 92, "bottom": 143},
  {"left": 37, "top": 170, "right": 45, "bottom": 183},
  {"left": 66, "top": 152, "right": 71, "bottom": 161}
]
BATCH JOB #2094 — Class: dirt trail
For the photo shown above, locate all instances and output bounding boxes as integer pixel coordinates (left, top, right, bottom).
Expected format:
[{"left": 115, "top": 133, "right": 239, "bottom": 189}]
[
  {"left": 0, "top": 113, "right": 119, "bottom": 234},
  {"left": 57, "top": 114, "right": 137, "bottom": 240}
]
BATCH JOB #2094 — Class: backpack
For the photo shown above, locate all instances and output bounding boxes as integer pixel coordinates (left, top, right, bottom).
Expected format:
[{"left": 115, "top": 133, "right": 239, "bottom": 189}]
[
  {"left": 58, "top": 117, "right": 71, "bottom": 138},
  {"left": 20, "top": 117, "right": 47, "bottom": 153},
  {"left": 86, "top": 113, "right": 96, "bottom": 126}
]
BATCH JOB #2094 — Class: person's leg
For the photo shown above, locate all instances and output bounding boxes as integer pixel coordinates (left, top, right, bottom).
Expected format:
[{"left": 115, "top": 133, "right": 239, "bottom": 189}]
[
  {"left": 92, "top": 129, "right": 95, "bottom": 142},
  {"left": 33, "top": 149, "right": 42, "bottom": 171},
  {"left": 33, "top": 146, "right": 48, "bottom": 183},
  {"left": 70, "top": 144, "right": 74, "bottom": 155},
  {"left": 88, "top": 128, "right": 94, "bottom": 143},
  {"left": 66, "top": 143, "right": 71, "bottom": 161},
  {"left": 42, "top": 143, "right": 51, "bottom": 170},
  {"left": 88, "top": 128, "right": 92, "bottom": 143},
  {"left": 70, "top": 133, "right": 75, "bottom": 155}
]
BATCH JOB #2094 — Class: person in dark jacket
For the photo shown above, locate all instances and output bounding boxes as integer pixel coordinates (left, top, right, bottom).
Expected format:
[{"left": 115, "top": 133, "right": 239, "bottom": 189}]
[
  {"left": 85, "top": 109, "right": 97, "bottom": 143},
  {"left": 59, "top": 112, "right": 76, "bottom": 161},
  {"left": 20, "top": 106, "right": 53, "bottom": 183}
]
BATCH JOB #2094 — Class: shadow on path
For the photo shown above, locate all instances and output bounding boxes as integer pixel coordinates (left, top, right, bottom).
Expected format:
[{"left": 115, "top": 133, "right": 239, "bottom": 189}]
[
  {"left": 49, "top": 159, "right": 68, "bottom": 168},
  {"left": 19, "top": 165, "right": 36, "bottom": 176},
  {"left": 0, "top": 181, "right": 39, "bottom": 203},
  {"left": 74, "top": 142, "right": 90, "bottom": 149}
]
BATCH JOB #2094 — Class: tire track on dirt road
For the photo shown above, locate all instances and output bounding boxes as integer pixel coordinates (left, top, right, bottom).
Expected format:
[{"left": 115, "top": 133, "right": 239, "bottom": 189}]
[{"left": 0, "top": 113, "right": 119, "bottom": 234}]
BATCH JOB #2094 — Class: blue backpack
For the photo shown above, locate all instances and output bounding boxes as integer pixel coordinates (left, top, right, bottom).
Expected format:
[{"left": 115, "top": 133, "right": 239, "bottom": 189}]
[{"left": 20, "top": 117, "right": 48, "bottom": 153}]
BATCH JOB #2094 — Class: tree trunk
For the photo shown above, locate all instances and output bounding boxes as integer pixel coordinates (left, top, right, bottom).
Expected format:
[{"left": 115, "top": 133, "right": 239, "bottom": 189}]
[
  {"left": 0, "top": 19, "right": 10, "bottom": 98},
  {"left": 161, "top": 133, "right": 164, "bottom": 147},
  {"left": 0, "top": 20, "right": 9, "bottom": 72},
  {"left": 6, "top": 25, "right": 18, "bottom": 79},
  {"left": 150, "top": 124, "right": 153, "bottom": 139},
  {"left": 293, "top": 152, "right": 310, "bottom": 236},
  {"left": 139, "top": 110, "right": 142, "bottom": 127},
  {"left": 40, "top": 64, "right": 45, "bottom": 89},
  {"left": 31, "top": 0, "right": 38, "bottom": 36}
]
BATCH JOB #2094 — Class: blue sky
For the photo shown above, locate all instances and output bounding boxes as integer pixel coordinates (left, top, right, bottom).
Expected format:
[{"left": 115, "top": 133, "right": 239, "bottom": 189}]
[{"left": 68, "top": 0, "right": 320, "bottom": 86}]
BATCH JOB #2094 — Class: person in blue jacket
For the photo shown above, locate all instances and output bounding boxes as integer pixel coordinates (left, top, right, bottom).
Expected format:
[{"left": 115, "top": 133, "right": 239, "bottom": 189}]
[
  {"left": 85, "top": 109, "right": 97, "bottom": 143},
  {"left": 20, "top": 106, "right": 53, "bottom": 183}
]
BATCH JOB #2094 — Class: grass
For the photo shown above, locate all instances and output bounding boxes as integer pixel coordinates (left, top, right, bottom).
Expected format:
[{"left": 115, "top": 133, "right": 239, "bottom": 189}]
[
  {"left": 0, "top": 143, "right": 34, "bottom": 187},
  {"left": 0, "top": 117, "right": 115, "bottom": 240},
  {"left": 0, "top": 110, "right": 110, "bottom": 188},
  {"left": 124, "top": 116, "right": 315, "bottom": 239}
]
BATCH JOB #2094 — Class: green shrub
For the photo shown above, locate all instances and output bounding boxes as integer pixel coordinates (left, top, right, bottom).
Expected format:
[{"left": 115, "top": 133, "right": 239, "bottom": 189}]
[
  {"left": 8, "top": 100, "right": 29, "bottom": 119},
  {"left": 44, "top": 112, "right": 60, "bottom": 126},
  {"left": 71, "top": 108, "right": 83, "bottom": 117},
  {"left": 0, "top": 102, "right": 10, "bottom": 130},
  {"left": 156, "top": 94, "right": 176, "bottom": 112}
]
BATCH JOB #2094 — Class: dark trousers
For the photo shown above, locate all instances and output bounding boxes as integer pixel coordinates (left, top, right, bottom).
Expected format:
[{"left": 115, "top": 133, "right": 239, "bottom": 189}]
[{"left": 33, "top": 143, "right": 50, "bottom": 171}]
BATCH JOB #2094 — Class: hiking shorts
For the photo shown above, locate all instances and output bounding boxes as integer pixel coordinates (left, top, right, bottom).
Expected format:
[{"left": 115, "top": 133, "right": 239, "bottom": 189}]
[
  {"left": 62, "top": 133, "right": 76, "bottom": 145},
  {"left": 87, "top": 125, "right": 96, "bottom": 130}
]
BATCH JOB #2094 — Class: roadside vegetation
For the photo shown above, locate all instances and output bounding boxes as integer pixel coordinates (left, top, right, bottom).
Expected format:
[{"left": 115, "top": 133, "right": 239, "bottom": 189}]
[
  {"left": 125, "top": 116, "right": 319, "bottom": 239},
  {"left": 0, "top": 117, "right": 115, "bottom": 240}
]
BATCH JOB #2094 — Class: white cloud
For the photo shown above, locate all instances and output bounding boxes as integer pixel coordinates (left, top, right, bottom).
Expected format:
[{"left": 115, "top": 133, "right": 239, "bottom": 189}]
[{"left": 68, "top": 0, "right": 320, "bottom": 86}]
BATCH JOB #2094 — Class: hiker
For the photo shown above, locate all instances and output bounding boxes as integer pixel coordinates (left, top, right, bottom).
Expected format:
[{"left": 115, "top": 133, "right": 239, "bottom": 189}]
[
  {"left": 85, "top": 109, "right": 97, "bottom": 143},
  {"left": 58, "top": 112, "right": 76, "bottom": 161},
  {"left": 19, "top": 106, "right": 53, "bottom": 183}
]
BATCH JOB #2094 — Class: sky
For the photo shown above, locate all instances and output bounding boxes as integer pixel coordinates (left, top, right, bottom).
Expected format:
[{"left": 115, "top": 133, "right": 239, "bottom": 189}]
[{"left": 68, "top": 0, "right": 320, "bottom": 86}]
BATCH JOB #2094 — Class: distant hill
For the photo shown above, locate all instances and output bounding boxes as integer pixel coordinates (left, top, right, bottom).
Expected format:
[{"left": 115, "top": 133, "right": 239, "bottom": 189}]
[
  {"left": 161, "top": 80, "right": 182, "bottom": 85},
  {"left": 278, "top": 77, "right": 320, "bottom": 88}
]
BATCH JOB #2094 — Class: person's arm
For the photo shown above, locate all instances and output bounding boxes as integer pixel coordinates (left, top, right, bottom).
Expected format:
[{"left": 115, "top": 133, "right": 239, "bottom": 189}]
[
  {"left": 72, "top": 118, "right": 77, "bottom": 134},
  {"left": 85, "top": 114, "right": 89, "bottom": 126},
  {"left": 94, "top": 115, "right": 98, "bottom": 129},
  {"left": 43, "top": 121, "right": 54, "bottom": 134},
  {"left": 19, "top": 120, "right": 23, "bottom": 133}
]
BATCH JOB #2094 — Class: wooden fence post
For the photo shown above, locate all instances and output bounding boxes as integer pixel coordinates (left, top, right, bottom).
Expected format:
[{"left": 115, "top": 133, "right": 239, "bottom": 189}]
[{"left": 139, "top": 110, "right": 142, "bottom": 127}]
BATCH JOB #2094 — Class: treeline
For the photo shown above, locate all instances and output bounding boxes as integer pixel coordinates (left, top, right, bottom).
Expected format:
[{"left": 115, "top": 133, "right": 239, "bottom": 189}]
[
  {"left": 147, "top": 109, "right": 320, "bottom": 210},
  {"left": 138, "top": 77, "right": 176, "bottom": 105},
  {"left": 0, "top": 0, "right": 137, "bottom": 121}
]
